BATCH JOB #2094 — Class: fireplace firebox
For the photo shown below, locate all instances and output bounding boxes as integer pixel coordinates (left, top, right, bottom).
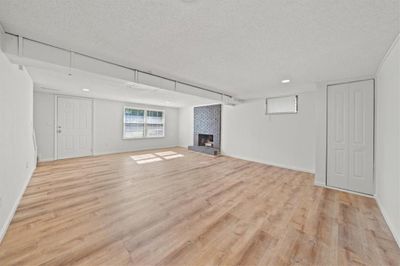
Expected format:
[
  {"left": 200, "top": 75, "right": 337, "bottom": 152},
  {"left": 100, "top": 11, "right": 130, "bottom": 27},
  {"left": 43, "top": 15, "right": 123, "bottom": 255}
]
[{"left": 198, "top": 134, "right": 214, "bottom": 147}]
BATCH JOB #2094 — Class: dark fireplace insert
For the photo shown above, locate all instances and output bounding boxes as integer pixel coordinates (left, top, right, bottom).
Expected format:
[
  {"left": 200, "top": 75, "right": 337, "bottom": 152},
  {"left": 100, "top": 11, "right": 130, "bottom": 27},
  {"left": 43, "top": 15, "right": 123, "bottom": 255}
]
[{"left": 198, "top": 134, "right": 214, "bottom": 147}]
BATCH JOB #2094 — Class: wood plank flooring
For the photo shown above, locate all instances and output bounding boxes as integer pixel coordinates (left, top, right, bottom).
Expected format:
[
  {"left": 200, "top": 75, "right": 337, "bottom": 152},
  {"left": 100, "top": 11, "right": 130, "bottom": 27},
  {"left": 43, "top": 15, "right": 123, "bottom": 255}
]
[{"left": 0, "top": 147, "right": 399, "bottom": 265}]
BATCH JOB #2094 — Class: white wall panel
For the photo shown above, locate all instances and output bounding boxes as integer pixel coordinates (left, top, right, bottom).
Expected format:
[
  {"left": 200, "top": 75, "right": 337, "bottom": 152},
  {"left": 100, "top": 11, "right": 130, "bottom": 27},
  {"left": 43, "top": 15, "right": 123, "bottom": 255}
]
[
  {"left": 137, "top": 72, "right": 175, "bottom": 91},
  {"left": 2, "top": 33, "right": 18, "bottom": 55},
  {"left": 23, "top": 39, "right": 70, "bottom": 67},
  {"left": 73, "top": 54, "right": 134, "bottom": 81},
  {"left": 179, "top": 91, "right": 316, "bottom": 173},
  {"left": 33, "top": 92, "right": 55, "bottom": 161},
  {"left": 176, "top": 82, "right": 222, "bottom": 101},
  {"left": 375, "top": 35, "right": 400, "bottom": 245},
  {"left": 0, "top": 49, "right": 35, "bottom": 242}
]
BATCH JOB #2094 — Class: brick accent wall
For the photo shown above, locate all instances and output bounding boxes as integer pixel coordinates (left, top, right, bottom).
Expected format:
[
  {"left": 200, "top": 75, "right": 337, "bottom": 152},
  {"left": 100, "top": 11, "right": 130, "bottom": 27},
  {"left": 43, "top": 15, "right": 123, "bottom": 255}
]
[{"left": 193, "top": 104, "right": 221, "bottom": 150}]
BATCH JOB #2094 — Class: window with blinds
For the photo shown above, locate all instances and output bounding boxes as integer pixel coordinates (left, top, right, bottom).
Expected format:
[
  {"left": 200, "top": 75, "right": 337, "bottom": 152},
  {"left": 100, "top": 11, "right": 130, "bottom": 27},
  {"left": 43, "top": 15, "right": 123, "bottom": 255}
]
[{"left": 123, "top": 107, "right": 165, "bottom": 139}]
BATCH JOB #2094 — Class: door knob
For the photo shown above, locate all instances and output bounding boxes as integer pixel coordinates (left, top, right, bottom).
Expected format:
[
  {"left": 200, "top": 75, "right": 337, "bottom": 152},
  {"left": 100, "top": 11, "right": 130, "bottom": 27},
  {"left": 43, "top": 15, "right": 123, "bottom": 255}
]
[{"left": 57, "top": 130, "right": 62, "bottom": 133}]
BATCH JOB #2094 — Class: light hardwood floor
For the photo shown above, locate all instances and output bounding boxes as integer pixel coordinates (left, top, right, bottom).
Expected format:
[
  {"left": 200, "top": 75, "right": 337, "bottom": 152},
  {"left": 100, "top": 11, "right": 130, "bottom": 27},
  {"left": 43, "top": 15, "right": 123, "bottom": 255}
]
[{"left": 0, "top": 147, "right": 399, "bottom": 265}]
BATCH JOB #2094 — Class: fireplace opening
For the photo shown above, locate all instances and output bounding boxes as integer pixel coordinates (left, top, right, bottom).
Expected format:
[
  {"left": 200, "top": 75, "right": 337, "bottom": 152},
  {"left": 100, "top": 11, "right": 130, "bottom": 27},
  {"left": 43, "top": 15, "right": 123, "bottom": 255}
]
[{"left": 198, "top": 134, "right": 214, "bottom": 147}]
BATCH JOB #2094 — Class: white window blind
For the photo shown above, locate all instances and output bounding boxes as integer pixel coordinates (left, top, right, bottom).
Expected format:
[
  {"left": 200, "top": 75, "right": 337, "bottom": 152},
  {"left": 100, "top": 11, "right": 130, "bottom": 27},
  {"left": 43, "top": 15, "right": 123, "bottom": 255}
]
[{"left": 123, "top": 107, "right": 165, "bottom": 139}]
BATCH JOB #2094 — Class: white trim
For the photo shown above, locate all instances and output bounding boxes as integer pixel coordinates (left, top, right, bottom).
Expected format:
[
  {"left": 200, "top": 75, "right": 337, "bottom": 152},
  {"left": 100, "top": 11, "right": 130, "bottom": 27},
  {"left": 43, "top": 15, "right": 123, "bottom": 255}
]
[
  {"left": 220, "top": 152, "right": 315, "bottom": 174},
  {"left": 0, "top": 167, "right": 36, "bottom": 243},
  {"left": 54, "top": 95, "right": 58, "bottom": 160},
  {"left": 91, "top": 98, "right": 95, "bottom": 155},
  {"left": 37, "top": 157, "right": 55, "bottom": 162},
  {"left": 376, "top": 33, "right": 400, "bottom": 75},
  {"left": 314, "top": 180, "right": 326, "bottom": 187},
  {"left": 93, "top": 145, "right": 178, "bottom": 157},
  {"left": 314, "top": 180, "right": 375, "bottom": 199},
  {"left": 323, "top": 184, "right": 374, "bottom": 198},
  {"left": 375, "top": 196, "right": 400, "bottom": 248}
]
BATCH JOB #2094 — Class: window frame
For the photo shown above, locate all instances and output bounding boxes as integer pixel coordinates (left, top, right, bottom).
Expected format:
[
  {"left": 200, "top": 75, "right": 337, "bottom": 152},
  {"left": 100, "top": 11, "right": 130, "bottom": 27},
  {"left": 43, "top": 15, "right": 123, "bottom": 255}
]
[
  {"left": 123, "top": 106, "right": 165, "bottom": 139},
  {"left": 265, "top": 95, "right": 298, "bottom": 115}
]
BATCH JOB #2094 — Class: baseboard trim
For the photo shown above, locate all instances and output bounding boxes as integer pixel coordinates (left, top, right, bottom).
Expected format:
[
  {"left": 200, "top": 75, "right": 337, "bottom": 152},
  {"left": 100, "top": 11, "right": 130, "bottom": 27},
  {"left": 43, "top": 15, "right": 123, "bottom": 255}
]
[
  {"left": 0, "top": 166, "right": 36, "bottom": 243},
  {"left": 375, "top": 196, "right": 400, "bottom": 249},
  {"left": 39, "top": 146, "right": 181, "bottom": 162},
  {"left": 38, "top": 157, "right": 55, "bottom": 162},
  {"left": 315, "top": 183, "right": 375, "bottom": 198},
  {"left": 314, "top": 181, "right": 326, "bottom": 187},
  {"left": 220, "top": 153, "right": 315, "bottom": 174},
  {"left": 93, "top": 145, "right": 179, "bottom": 157}
]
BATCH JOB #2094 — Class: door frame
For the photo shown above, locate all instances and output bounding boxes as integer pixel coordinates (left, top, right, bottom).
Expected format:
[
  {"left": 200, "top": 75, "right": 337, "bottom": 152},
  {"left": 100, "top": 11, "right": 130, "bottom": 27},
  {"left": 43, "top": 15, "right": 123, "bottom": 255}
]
[
  {"left": 54, "top": 95, "right": 95, "bottom": 160},
  {"left": 325, "top": 78, "right": 375, "bottom": 195}
]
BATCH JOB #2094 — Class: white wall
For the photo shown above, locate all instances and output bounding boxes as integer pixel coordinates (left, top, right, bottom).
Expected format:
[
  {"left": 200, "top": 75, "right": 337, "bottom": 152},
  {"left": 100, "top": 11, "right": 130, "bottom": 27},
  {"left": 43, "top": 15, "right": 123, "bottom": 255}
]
[
  {"left": 33, "top": 92, "right": 55, "bottom": 161},
  {"left": 179, "top": 91, "right": 316, "bottom": 173},
  {"left": 93, "top": 99, "right": 179, "bottom": 155},
  {"left": 375, "top": 35, "right": 400, "bottom": 245},
  {"left": 33, "top": 92, "right": 179, "bottom": 160},
  {"left": 0, "top": 50, "right": 36, "bottom": 241},
  {"left": 178, "top": 106, "right": 194, "bottom": 148}
]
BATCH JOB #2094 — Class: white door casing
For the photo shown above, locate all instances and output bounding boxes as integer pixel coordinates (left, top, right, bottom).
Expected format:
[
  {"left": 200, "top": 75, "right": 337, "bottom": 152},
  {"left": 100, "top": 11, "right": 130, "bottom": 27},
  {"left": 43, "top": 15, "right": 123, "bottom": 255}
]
[
  {"left": 57, "top": 96, "right": 93, "bottom": 159},
  {"left": 327, "top": 80, "right": 374, "bottom": 195}
]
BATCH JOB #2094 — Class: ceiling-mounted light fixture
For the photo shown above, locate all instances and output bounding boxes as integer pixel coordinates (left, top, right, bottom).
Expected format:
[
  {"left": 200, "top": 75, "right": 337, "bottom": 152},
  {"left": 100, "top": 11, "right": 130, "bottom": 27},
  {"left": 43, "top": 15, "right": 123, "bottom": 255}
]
[
  {"left": 82, "top": 88, "right": 90, "bottom": 92},
  {"left": 281, "top": 79, "right": 291, "bottom": 84}
]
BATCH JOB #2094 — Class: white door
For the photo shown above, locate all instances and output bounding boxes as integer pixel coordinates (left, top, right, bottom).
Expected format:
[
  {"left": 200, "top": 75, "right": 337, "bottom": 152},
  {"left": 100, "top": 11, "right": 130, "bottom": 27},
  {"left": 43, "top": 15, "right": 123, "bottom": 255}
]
[
  {"left": 57, "top": 97, "right": 93, "bottom": 159},
  {"left": 327, "top": 80, "right": 374, "bottom": 195}
]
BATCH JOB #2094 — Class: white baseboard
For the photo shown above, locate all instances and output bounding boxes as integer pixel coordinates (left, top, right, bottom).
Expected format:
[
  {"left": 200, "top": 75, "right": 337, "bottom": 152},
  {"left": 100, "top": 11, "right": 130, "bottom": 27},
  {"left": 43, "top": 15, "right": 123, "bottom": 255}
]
[
  {"left": 38, "top": 157, "right": 55, "bottom": 162},
  {"left": 93, "top": 145, "right": 179, "bottom": 157},
  {"left": 315, "top": 181, "right": 375, "bottom": 198},
  {"left": 375, "top": 196, "right": 400, "bottom": 248},
  {"left": 221, "top": 153, "right": 315, "bottom": 174},
  {"left": 0, "top": 166, "right": 36, "bottom": 243},
  {"left": 314, "top": 181, "right": 326, "bottom": 187}
]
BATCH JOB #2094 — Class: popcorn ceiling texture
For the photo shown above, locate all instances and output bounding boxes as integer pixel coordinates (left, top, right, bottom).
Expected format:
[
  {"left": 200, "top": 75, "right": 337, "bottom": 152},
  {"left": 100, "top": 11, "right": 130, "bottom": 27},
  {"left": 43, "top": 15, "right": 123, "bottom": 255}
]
[{"left": 0, "top": 1, "right": 398, "bottom": 99}]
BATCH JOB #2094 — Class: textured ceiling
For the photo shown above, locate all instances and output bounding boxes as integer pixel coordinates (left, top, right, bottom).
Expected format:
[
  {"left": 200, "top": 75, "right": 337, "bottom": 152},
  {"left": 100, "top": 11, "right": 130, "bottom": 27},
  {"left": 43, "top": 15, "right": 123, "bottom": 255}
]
[{"left": 0, "top": 0, "right": 399, "bottom": 99}]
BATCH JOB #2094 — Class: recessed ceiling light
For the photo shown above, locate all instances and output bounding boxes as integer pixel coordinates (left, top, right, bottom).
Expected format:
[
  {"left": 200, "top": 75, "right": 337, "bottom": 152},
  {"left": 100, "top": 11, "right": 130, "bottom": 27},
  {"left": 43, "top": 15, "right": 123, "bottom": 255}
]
[
  {"left": 82, "top": 88, "right": 90, "bottom": 92},
  {"left": 281, "top": 79, "right": 291, "bottom": 84}
]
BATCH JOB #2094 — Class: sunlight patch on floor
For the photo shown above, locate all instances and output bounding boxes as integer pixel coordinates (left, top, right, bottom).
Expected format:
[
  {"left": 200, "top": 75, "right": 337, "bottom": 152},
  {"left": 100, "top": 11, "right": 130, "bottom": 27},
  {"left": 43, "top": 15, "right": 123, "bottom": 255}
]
[
  {"left": 163, "top": 154, "right": 184, "bottom": 160},
  {"left": 130, "top": 154, "right": 157, "bottom": 161},
  {"left": 136, "top": 157, "right": 163, "bottom": 164},
  {"left": 155, "top": 151, "right": 177, "bottom": 156},
  {"left": 131, "top": 151, "right": 184, "bottom": 164}
]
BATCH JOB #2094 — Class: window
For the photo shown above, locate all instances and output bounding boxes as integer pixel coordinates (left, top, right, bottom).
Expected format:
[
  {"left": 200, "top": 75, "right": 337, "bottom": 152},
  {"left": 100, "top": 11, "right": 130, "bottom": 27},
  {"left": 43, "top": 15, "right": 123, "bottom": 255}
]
[
  {"left": 146, "top": 110, "right": 164, "bottom": 137},
  {"left": 123, "top": 107, "right": 165, "bottom": 138},
  {"left": 266, "top": 95, "right": 298, "bottom": 114}
]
